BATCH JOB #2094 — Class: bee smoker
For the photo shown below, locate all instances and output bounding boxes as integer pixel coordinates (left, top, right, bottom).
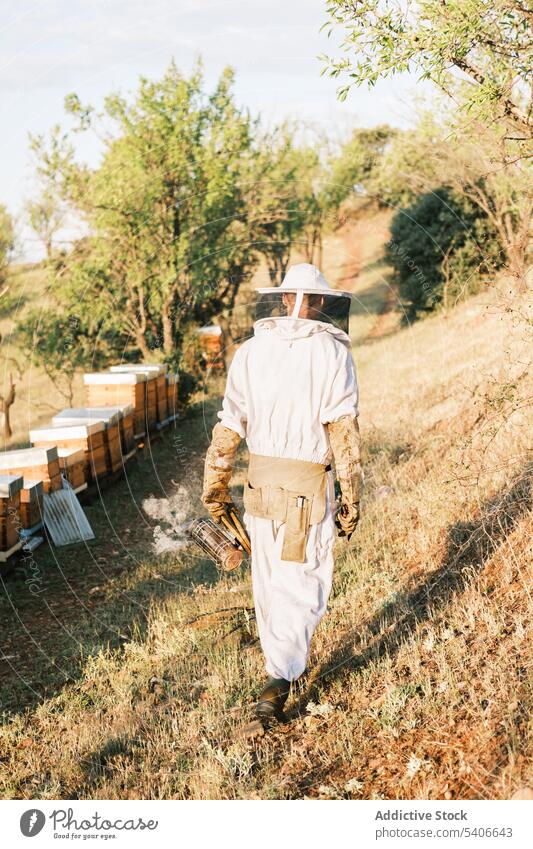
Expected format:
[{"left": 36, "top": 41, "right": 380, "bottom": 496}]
[{"left": 186, "top": 516, "right": 246, "bottom": 572}]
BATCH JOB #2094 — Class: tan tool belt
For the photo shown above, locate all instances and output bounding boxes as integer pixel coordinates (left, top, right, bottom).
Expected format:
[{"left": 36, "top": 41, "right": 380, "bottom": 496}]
[{"left": 243, "top": 453, "right": 330, "bottom": 563}]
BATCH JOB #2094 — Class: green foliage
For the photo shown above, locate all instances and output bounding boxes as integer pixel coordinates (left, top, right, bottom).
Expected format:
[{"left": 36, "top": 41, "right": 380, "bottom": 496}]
[
  {"left": 322, "top": 1, "right": 532, "bottom": 131},
  {"left": 27, "top": 61, "right": 368, "bottom": 388},
  {"left": 31, "top": 61, "right": 258, "bottom": 362},
  {"left": 373, "top": 106, "right": 531, "bottom": 288},
  {"left": 0, "top": 289, "right": 26, "bottom": 319},
  {"left": 247, "top": 125, "right": 319, "bottom": 282},
  {"left": 177, "top": 371, "right": 200, "bottom": 410},
  {"left": 26, "top": 190, "right": 63, "bottom": 260},
  {"left": 386, "top": 188, "right": 502, "bottom": 319},
  {"left": 17, "top": 308, "right": 105, "bottom": 403},
  {"left": 0, "top": 205, "right": 14, "bottom": 284},
  {"left": 369, "top": 123, "right": 436, "bottom": 209},
  {"left": 325, "top": 125, "right": 396, "bottom": 209}
]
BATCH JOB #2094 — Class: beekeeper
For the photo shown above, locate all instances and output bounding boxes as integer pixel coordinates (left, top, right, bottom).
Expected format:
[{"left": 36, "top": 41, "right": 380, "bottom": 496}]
[{"left": 202, "top": 263, "right": 362, "bottom": 724}]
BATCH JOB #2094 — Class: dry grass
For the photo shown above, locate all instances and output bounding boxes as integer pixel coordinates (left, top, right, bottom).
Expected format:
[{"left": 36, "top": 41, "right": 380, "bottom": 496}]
[{"left": 0, "top": 222, "right": 531, "bottom": 800}]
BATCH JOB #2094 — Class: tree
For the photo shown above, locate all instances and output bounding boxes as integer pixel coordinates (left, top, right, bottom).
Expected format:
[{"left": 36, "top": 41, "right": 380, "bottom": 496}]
[
  {"left": 322, "top": 1, "right": 533, "bottom": 132},
  {"left": 368, "top": 122, "right": 435, "bottom": 209},
  {"left": 0, "top": 205, "right": 14, "bottom": 285},
  {"left": 295, "top": 145, "right": 326, "bottom": 267},
  {"left": 386, "top": 187, "right": 502, "bottom": 319},
  {"left": 247, "top": 126, "right": 314, "bottom": 284},
  {"left": 325, "top": 124, "right": 396, "bottom": 210},
  {"left": 26, "top": 189, "right": 64, "bottom": 260},
  {"left": 30, "top": 62, "right": 259, "bottom": 366},
  {"left": 16, "top": 309, "right": 102, "bottom": 405},
  {"left": 0, "top": 354, "right": 21, "bottom": 442},
  {"left": 0, "top": 372, "right": 17, "bottom": 442},
  {"left": 373, "top": 109, "right": 532, "bottom": 289}
]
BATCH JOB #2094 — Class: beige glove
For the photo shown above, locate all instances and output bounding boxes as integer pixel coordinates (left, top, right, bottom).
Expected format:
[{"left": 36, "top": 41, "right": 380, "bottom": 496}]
[
  {"left": 326, "top": 414, "right": 363, "bottom": 539},
  {"left": 202, "top": 422, "right": 241, "bottom": 523},
  {"left": 336, "top": 502, "right": 360, "bottom": 538}
]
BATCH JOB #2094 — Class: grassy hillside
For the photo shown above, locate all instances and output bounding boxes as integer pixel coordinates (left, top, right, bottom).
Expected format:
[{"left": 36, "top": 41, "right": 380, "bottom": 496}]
[{"left": 0, "top": 212, "right": 531, "bottom": 800}]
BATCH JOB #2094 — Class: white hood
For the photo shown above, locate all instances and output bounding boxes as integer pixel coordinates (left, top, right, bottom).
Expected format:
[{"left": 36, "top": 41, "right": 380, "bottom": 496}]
[{"left": 253, "top": 316, "right": 352, "bottom": 349}]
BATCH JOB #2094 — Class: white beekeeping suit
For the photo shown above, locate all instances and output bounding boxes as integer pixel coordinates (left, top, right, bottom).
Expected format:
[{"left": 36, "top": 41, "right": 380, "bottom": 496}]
[{"left": 202, "top": 263, "right": 362, "bottom": 723}]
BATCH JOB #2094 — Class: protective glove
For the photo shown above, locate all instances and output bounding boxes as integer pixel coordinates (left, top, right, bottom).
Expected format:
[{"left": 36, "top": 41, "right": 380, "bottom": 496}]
[
  {"left": 326, "top": 414, "right": 363, "bottom": 540},
  {"left": 335, "top": 502, "right": 360, "bottom": 541},
  {"left": 202, "top": 422, "right": 241, "bottom": 523}
]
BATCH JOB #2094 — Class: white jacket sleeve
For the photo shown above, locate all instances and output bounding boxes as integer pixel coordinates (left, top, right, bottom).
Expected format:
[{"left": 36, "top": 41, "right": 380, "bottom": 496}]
[
  {"left": 217, "top": 345, "right": 248, "bottom": 438},
  {"left": 320, "top": 343, "right": 359, "bottom": 424}
]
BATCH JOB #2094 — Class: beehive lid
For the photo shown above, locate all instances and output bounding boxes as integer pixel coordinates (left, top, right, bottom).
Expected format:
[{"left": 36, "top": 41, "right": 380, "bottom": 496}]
[
  {"left": 52, "top": 407, "right": 122, "bottom": 426},
  {"left": 84, "top": 372, "right": 147, "bottom": 384},
  {"left": 0, "top": 446, "right": 59, "bottom": 468},
  {"left": 109, "top": 363, "right": 167, "bottom": 374},
  {"left": 0, "top": 474, "right": 23, "bottom": 497},
  {"left": 196, "top": 325, "right": 222, "bottom": 336},
  {"left": 166, "top": 373, "right": 179, "bottom": 384},
  {"left": 22, "top": 479, "right": 44, "bottom": 498},
  {"left": 56, "top": 448, "right": 86, "bottom": 466},
  {"left": 43, "top": 488, "right": 95, "bottom": 546},
  {"left": 79, "top": 403, "right": 134, "bottom": 417},
  {"left": 30, "top": 422, "right": 104, "bottom": 442}
]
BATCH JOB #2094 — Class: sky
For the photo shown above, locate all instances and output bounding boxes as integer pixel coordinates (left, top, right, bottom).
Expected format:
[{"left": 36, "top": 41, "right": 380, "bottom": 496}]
[{"left": 1, "top": 0, "right": 426, "bottom": 260}]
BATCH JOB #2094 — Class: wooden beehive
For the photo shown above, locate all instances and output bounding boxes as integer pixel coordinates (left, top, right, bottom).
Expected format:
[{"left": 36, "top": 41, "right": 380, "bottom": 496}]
[
  {"left": 84, "top": 372, "right": 147, "bottom": 439},
  {"left": 146, "top": 376, "right": 158, "bottom": 431},
  {"left": 20, "top": 479, "right": 44, "bottom": 530},
  {"left": 55, "top": 405, "right": 135, "bottom": 457},
  {"left": 118, "top": 404, "right": 136, "bottom": 454},
  {"left": 30, "top": 422, "right": 107, "bottom": 483},
  {"left": 52, "top": 409, "right": 123, "bottom": 474},
  {"left": 166, "top": 373, "right": 179, "bottom": 420},
  {"left": 0, "top": 475, "right": 23, "bottom": 550},
  {"left": 0, "top": 447, "right": 61, "bottom": 493},
  {"left": 109, "top": 364, "right": 166, "bottom": 428},
  {"left": 196, "top": 325, "right": 225, "bottom": 370},
  {"left": 56, "top": 448, "right": 87, "bottom": 491}
]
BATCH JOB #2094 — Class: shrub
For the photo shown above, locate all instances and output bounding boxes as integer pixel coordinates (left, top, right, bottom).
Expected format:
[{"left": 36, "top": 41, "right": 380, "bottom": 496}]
[
  {"left": 177, "top": 372, "right": 199, "bottom": 411},
  {"left": 386, "top": 188, "right": 502, "bottom": 320}
]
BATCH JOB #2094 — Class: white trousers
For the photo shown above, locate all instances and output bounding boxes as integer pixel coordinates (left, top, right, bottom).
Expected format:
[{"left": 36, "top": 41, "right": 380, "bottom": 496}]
[{"left": 243, "top": 471, "right": 336, "bottom": 681}]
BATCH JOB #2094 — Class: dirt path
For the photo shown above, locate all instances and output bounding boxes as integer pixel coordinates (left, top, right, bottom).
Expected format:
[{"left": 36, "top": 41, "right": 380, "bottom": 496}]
[{"left": 333, "top": 208, "right": 400, "bottom": 344}]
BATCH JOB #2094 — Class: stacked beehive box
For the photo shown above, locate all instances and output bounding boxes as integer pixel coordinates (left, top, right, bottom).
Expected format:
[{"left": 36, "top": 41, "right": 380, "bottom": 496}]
[
  {"left": 52, "top": 409, "right": 123, "bottom": 474},
  {"left": 116, "top": 404, "right": 136, "bottom": 455},
  {"left": 166, "top": 373, "right": 179, "bottom": 421},
  {"left": 55, "top": 405, "right": 135, "bottom": 457},
  {"left": 0, "top": 447, "right": 62, "bottom": 493},
  {"left": 20, "top": 479, "right": 44, "bottom": 531},
  {"left": 56, "top": 448, "right": 86, "bottom": 491},
  {"left": 196, "top": 325, "right": 225, "bottom": 370},
  {"left": 81, "top": 405, "right": 136, "bottom": 456},
  {"left": 30, "top": 422, "right": 107, "bottom": 483},
  {"left": 84, "top": 372, "right": 147, "bottom": 439},
  {"left": 145, "top": 376, "right": 158, "bottom": 431},
  {"left": 109, "top": 364, "right": 165, "bottom": 429},
  {"left": 0, "top": 475, "right": 23, "bottom": 553}
]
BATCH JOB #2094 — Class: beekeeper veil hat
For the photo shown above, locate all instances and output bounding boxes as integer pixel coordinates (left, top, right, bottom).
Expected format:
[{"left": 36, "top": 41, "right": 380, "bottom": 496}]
[{"left": 255, "top": 263, "right": 353, "bottom": 334}]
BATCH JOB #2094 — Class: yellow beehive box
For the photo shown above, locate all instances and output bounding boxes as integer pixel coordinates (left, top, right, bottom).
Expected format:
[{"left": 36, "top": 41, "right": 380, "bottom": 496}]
[
  {"left": 30, "top": 423, "right": 107, "bottom": 483},
  {"left": 0, "top": 447, "right": 61, "bottom": 493}
]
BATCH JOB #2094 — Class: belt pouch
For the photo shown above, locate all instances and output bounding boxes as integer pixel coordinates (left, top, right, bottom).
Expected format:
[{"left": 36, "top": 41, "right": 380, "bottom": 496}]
[{"left": 281, "top": 492, "right": 311, "bottom": 563}]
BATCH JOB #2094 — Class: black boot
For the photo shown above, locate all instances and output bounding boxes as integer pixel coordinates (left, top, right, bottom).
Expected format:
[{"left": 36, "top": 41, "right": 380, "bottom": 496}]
[{"left": 255, "top": 677, "right": 291, "bottom": 724}]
